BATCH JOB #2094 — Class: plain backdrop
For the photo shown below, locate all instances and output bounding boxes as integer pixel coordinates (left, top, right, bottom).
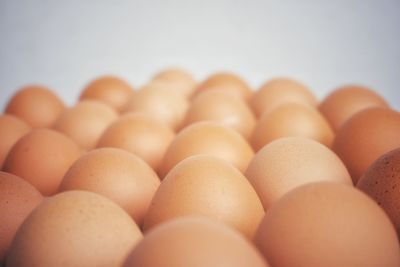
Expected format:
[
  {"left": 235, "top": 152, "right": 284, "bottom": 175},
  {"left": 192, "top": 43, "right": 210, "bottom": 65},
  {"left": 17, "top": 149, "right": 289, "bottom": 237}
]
[{"left": 0, "top": 0, "right": 399, "bottom": 109}]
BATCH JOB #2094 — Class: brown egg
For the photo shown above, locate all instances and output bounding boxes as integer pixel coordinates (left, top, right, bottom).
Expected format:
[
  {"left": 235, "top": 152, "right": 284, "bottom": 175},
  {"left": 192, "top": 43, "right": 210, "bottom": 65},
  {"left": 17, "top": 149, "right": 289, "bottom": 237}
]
[
  {"left": 255, "top": 182, "right": 400, "bottom": 267},
  {"left": 80, "top": 75, "right": 134, "bottom": 112},
  {"left": 182, "top": 90, "right": 256, "bottom": 139},
  {"left": 159, "top": 122, "right": 254, "bottom": 177},
  {"left": 53, "top": 100, "right": 118, "bottom": 149},
  {"left": 251, "top": 78, "right": 317, "bottom": 117},
  {"left": 0, "top": 115, "right": 30, "bottom": 169},
  {"left": 97, "top": 113, "right": 175, "bottom": 172},
  {"left": 245, "top": 137, "right": 352, "bottom": 210},
  {"left": 319, "top": 85, "right": 389, "bottom": 132},
  {"left": 5, "top": 85, "right": 65, "bottom": 128},
  {"left": 6, "top": 191, "right": 142, "bottom": 267},
  {"left": 3, "top": 129, "right": 81, "bottom": 196},
  {"left": 60, "top": 148, "right": 160, "bottom": 225},
  {"left": 125, "top": 217, "right": 269, "bottom": 267},
  {"left": 0, "top": 171, "right": 43, "bottom": 262},
  {"left": 151, "top": 68, "right": 197, "bottom": 98},
  {"left": 123, "top": 86, "right": 189, "bottom": 130},
  {"left": 251, "top": 103, "right": 334, "bottom": 151},
  {"left": 333, "top": 107, "right": 400, "bottom": 183},
  {"left": 143, "top": 155, "right": 264, "bottom": 238},
  {"left": 357, "top": 148, "right": 400, "bottom": 236}
]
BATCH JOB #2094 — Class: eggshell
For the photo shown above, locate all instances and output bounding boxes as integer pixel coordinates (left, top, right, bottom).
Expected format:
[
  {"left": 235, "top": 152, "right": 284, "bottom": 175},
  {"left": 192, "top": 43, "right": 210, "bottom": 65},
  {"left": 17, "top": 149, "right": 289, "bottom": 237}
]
[
  {"left": 255, "top": 182, "right": 400, "bottom": 267},
  {"left": 3, "top": 129, "right": 81, "bottom": 196},
  {"left": 60, "top": 148, "right": 160, "bottom": 225},
  {"left": 251, "top": 102, "right": 334, "bottom": 151},
  {"left": 143, "top": 155, "right": 264, "bottom": 238},
  {"left": 245, "top": 137, "right": 352, "bottom": 210},
  {"left": 6, "top": 191, "right": 142, "bottom": 267},
  {"left": 125, "top": 217, "right": 269, "bottom": 267},
  {"left": 333, "top": 107, "right": 400, "bottom": 183},
  {"left": 0, "top": 171, "right": 43, "bottom": 263},
  {"left": 319, "top": 85, "right": 389, "bottom": 132},
  {"left": 5, "top": 85, "right": 65, "bottom": 128},
  {"left": 151, "top": 68, "right": 197, "bottom": 98}
]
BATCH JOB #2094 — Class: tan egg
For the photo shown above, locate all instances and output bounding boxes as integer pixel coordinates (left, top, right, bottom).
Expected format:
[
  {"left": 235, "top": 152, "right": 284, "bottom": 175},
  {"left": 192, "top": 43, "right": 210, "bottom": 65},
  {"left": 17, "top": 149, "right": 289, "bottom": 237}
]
[
  {"left": 0, "top": 171, "right": 43, "bottom": 262},
  {"left": 5, "top": 85, "right": 65, "bottom": 128},
  {"left": 251, "top": 102, "right": 334, "bottom": 151},
  {"left": 123, "top": 86, "right": 189, "bottom": 130},
  {"left": 159, "top": 122, "right": 254, "bottom": 177},
  {"left": 143, "top": 155, "right": 264, "bottom": 238},
  {"left": 182, "top": 90, "right": 256, "bottom": 139},
  {"left": 3, "top": 129, "right": 81, "bottom": 196},
  {"left": 80, "top": 75, "right": 134, "bottom": 112},
  {"left": 245, "top": 137, "right": 352, "bottom": 210},
  {"left": 333, "top": 107, "right": 400, "bottom": 183},
  {"left": 6, "top": 191, "right": 142, "bottom": 267},
  {"left": 125, "top": 217, "right": 269, "bottom": 267},
  {"left": 0, "top": 115, "right": 30, "bottom": 169},
  {"left": 255, "top": 182, "right": 400, "bottom": 267},
  {"left": 251, "top": 78, "right": 317, "bottom": 117},
  {"left": 60, "top": 148, "right": 160, "bottom": 225},
  {"left": 151, "top": 68, "right": 197, "bottom": 98},
  {"left": 319, "top": 85, "right": 389, "bottom": 132},
  {"left": 97, "top": 113, "right": 175, "bottom": 172}
]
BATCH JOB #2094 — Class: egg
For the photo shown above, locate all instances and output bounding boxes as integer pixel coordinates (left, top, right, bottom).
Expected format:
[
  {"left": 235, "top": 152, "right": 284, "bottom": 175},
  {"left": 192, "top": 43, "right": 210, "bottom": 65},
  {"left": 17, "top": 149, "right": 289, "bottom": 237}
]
[
  {"left": 125, "top": 217, "right": 269, "bottom": 267},
  {"left": 3, "top": 129, "right": 81, "bottom": 196},
  {"left": 60, "top": 148, "right": 160, "bottom": 225},
  {"left": 333, "top": 107, "right": 400, "bottom": 183},
  {"left": 80, "top": 75, "right": 134, "bottom": 112},
  {"left": 159, "top": 122, "right": 254, "bottom": 177},
  {"left": 251, "top": 102, "right": 334, "bottom": 151},
  {"left": 0, "top": 115, "right": 30, "bottom": 169},
  {"left": 6, "top": 191, "right": 142, "bottom": 267},
  {"left": 250, "top": 78, "right": 317, "bottom": 117},
  {"left": 4, "top": 85, "right": 65, "bottom": 128},
  {"left": 143, "top": 155, "right": 264, "bottom": 238},
  {"left": 245, "top": 137, "right": 352, "bottom": 210},
  {"left": 319, "top": 85, "right": 389, "bottom": 132},
  {"left": 255, "top": 182, "right": 400, "bottom": 267},
  {"left": 53, "top": 100, "right": 118, "bottom": 150},
  {"left": 151, "top": 68, "right": 197, "bottom": 98},
  {"left": 357, "top": 148, "right": 400, "bottom": 236},
  {"left": 0, "top": 171, "right": 43, "bottom": 263}
]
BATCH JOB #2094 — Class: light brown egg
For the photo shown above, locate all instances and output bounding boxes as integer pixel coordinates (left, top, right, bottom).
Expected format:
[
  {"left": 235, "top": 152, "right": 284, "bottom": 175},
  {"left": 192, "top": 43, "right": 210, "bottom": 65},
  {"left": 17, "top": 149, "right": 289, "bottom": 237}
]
[
  {"left": 3, "top": 129, "right": 81, "bottom": 196},
  {"left": 319, "top": 85, "right": 389, "bottom": 132},
  {"left": 245, "top": 137, "right": 352, "bottom": 210},
  {"left": 182, "top": 90, "right": 256, "bottom": 139},
  {"left": 5, "top": 85, "right": 65, "bottom": 128},
  {"left": 6, "top": 191, "right": 142, "bottom": 267},
  {"left": 151, "top": 68, "right": 197, "bottom": 98},
  {"left": 143, "top": 155, "right": 264, "bottom": 238},
  {"left": 60, "top": 148, "right": 160, "bottom": 225},
  {"left": 159, "top": 122, "right": 254, "bottom": 177},
  {"left": 255, "top": 182, "right": 400, "bottom": 267},
  {"left": 123, "top": 86, "right": 189, "bottom": 130},
  {"left": 0, "top": 171, "right": 43, "bottom": 263},
  {"left": 251, "top": 78, "right": 317, "bottom": 117},
  {"left": 333, "top": 107, "right": 400, "bottom": 183},
  {"left": 0, "top": 115, "right": 30, "bottom": 169},
  {"left": 80, "top": 75, "right": 134, "bottom": 112},
  {"left": 125, "top": 217, "right": 269, "bottom": 267},
  {"left": 251, "top": 102, "right": 334, "bottom": 151},
  {"left": 97, "top": 113, "right": 175, "bottom": 173}
]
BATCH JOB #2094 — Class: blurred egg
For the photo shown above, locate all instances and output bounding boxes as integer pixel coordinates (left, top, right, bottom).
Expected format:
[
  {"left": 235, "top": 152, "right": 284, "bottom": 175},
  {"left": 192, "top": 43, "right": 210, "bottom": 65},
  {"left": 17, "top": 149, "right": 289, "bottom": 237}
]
[
  {"left": 3, "top": 129, "right": 81, "bottom": 196},
  {"left": 255, "top": 182, "right": 400, "bottom": 267},
  {"left": 333, "top": 107, "right": 400, "bottom": 183},
  {"left": 251, "top": 102, "right": 334, "bottom": 151},
  {"left": 6, "top": 191, "right": 142, "bottom": 267},
  {"left": 125, "top": 217, "right": 269, "bottom": 267},
  {"left": 320, "top": 85, "right": 389, "bottom": 132},
  {"left": 151, "top": 68, "right": 197, "bottom": 98},
  {"left": 5, "top": 85, "right": 65, "bottom": 128},
  {"left": 143, "top": 155, "right": 264, "bottom": 238},
  {"left": 60, "top": 148, "right": 160, "bottom": 225}
]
